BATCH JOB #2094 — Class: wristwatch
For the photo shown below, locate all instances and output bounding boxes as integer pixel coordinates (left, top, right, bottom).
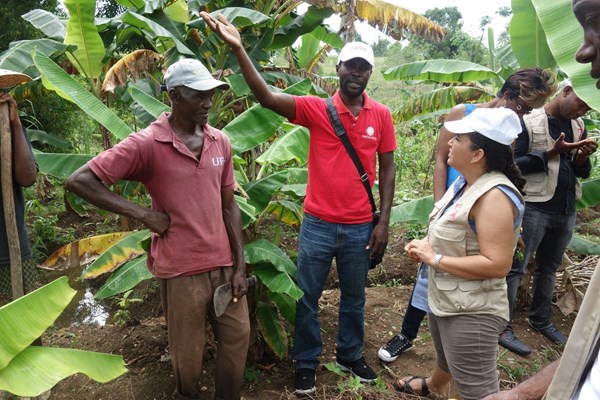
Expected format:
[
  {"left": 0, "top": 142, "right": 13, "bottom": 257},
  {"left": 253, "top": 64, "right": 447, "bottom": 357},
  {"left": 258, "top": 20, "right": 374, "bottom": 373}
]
[{"left": 433, "top": 254, "right": 443, "bottom": 270}]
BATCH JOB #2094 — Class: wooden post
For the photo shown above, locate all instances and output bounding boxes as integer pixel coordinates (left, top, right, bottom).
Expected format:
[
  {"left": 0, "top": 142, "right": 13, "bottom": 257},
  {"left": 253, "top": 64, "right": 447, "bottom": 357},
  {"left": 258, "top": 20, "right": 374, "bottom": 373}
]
[{"left": 0, "top": 101, "right": 24, "bottom": 299}]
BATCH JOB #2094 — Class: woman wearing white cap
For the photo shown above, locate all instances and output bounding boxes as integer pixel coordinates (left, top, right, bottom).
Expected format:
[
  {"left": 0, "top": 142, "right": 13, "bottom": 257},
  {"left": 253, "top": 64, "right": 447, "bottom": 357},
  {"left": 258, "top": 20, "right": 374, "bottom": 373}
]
[{"left": 395, "top": 107, "right": 526, "bottom": 400}]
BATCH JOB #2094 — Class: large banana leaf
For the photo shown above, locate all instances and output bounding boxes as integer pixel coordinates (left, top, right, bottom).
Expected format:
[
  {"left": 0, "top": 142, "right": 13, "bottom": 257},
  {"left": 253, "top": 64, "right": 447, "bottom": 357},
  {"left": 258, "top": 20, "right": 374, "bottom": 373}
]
[
  {"left": 267, "top": 200, "right": 303, "bottom": 228},
  {"left": 0, "top": 347, "right": 127, "bottom": 397},
  {"left": 33, "top": 51, "right": 133, "bottom": 141},
  {"left": 383, "top": 59, "right": 501, "bottom": 85},
  {"left": 0, "top": 39, "right": 71, "bottom": 78},
  {"left": 577, "top": 178, "right": 600, "bottom": 210},
  {"left": 81, "top": 230, "right": 149, "bottom": 279},
  {"left": 244, "top": 239, "right": 299, "bottom": 281},
  {"left": 297, "top": 34, "right": 322, "bottom": 71},
  {"left": 243, "top": 171, "right": 288, "bottom": 215},
  {"left": 266, "top": 290, "right": 296, "bottom": 325},
  {"left": 256, "top": 302, "right": 288, "bottom": 359},
  {"left": 509, "top": 0, "right": 555, "bottom": 69},
  {"left": 532, "top": 0, "right": 600, "bottom": 111},
  {"left": 27, "top": 129, "right": 72, "bottom": 150},
  {"left": 121, "top": 10, "right": 194, "bottom": 55},
  {"left": 22, "top": 9, "right": 67, "bottom": 40},
  {"left": 223, "top": 79, "right": 313, "bottom": 154},
  {"left": 95, "top": 254, "right": 153, "bottom": 299},
  {"left": 63, "top": 0, "right": 106, "bottom": 78},
  {"left": 0, "top": 277, "right": 127, "bottom": 396},
  {"left": 391, "top": 86, "right": 493, "bottom": 121},
  {"left": 252, "top": 264, "right": 302, "bottom": 301},
  {"left": 0, "top": 277, "right": 75, "bottom": 369},
  {"left": 255, "top": 124, "right": 309, "bottom": 167},
  {"left": 129, "top": 86, "right": 171, "bottom": 119},
  {"left": 235, "top": 194, "right": 257, "bottom": 229},
  {"left": 567, "top": 234, "right": 600, "bottom": 255},
  {"left": 271, "top": 6, "right": 336, "bottom": 49},
  {"left": 188, "top": 7, "right": 271, "bottom": 30},
  {"left": 33, "top": 152, "right": 92, "bottom": 178},
  {"left": 390, "top": 195, "right": 434, "bottom": 225},
  {"left": 41, "top": 232, "right": 133, "bottom": 271}
]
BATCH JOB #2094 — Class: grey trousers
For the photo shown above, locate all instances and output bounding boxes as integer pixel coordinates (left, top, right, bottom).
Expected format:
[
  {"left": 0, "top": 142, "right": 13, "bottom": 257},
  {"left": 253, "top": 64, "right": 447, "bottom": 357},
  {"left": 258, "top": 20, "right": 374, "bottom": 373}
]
[{"left": 429, "top": 312, "right": 506, "bottom": 400}]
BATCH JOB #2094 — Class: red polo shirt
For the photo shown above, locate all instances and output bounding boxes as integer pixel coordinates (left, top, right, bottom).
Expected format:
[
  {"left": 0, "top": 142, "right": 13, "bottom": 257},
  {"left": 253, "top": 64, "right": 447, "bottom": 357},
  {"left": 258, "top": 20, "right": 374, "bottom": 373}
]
[
  {"left": 88, "top": 113, "right": 235, "bottom": 278},
  {"left": 291, "top": 92, "right": 397, "bottom": 224}
]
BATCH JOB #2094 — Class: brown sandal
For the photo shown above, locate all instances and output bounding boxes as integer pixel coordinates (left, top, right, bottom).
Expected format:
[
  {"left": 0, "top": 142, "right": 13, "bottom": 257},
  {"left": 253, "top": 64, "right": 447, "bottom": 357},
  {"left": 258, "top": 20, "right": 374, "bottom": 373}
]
[{"left": 393, "top": 375, "right": 430, "bottom": 396}]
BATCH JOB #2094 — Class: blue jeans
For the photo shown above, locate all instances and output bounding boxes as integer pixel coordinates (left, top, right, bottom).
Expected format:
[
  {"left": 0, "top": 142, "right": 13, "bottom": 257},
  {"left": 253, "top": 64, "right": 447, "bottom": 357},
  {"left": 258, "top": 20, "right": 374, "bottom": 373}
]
[
  {"left": 293, "top": 213, "right": 372, "bottom": 370},
  {"left": 506, "top": 206, "right": 576, "bottom": 330}
]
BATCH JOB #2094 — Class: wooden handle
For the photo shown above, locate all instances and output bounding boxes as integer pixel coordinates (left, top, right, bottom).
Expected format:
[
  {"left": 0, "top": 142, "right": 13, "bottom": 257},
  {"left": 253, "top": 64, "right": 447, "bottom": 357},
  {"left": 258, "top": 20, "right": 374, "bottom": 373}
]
[{"left": 0, "top": 101, "right": 24, "bottom": 299}]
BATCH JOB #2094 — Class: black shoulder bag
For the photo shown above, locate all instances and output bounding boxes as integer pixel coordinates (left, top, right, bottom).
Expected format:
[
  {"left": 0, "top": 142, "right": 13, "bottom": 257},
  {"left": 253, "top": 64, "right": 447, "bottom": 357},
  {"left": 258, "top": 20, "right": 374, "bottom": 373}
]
[{"left": 325, "top": 98, "right": 383, "bottom": 269}]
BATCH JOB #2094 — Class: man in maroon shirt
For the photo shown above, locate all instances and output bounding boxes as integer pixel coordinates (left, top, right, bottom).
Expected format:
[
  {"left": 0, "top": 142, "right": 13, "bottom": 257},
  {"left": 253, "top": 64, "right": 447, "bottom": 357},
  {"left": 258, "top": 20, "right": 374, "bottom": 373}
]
[
  {"left": 201, "top": 12, "right": 397, "bottom": 395},
  {"left": 66, "top": 59, "right": 250, "bottom": 400}
]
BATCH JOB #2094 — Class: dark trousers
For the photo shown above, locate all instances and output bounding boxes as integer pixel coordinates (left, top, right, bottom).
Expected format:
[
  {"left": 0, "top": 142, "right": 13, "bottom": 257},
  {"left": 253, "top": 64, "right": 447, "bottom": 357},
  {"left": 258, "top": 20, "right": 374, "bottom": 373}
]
[{"left": 401, "top": 285, "right": 427, "bottom": 341}]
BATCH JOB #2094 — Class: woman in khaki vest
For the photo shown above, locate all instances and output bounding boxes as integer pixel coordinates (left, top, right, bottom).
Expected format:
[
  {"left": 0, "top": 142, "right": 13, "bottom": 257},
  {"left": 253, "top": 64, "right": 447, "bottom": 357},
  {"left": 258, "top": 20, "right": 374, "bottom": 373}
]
[{"left": 395, "top": 108, "right": 526, "bottom": 400}]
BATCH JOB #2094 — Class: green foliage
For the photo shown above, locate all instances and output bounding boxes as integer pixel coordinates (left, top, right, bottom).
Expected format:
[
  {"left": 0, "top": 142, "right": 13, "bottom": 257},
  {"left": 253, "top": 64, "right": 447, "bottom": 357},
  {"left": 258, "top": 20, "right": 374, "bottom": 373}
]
[
  {"left": 111, "top": 289, "right": 143, "bottom": 325},
  {"left": 0, "top": 277, "right": 127, "bottom": 397},
  {"left": 0, "top": 0, "right": 58, "bottom": 52}
]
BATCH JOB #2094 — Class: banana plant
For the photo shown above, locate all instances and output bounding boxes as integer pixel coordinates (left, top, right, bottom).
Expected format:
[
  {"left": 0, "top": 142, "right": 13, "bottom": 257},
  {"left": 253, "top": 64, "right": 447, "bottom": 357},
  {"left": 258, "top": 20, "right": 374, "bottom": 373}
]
[{"left": 0, "top": 277, "right": 127, "bottom": 397}]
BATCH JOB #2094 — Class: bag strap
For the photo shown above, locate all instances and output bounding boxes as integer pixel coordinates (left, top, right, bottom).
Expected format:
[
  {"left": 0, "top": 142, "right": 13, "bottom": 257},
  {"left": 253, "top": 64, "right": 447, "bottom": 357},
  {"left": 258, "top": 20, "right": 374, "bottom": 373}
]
[{"left": 325, "top": 97, "right": 377, "bottom": 214}]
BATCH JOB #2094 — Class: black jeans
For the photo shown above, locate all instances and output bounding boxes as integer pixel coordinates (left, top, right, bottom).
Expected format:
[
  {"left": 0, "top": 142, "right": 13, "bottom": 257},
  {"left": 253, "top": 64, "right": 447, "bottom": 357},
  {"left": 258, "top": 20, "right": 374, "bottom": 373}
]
[{"left": 400, "top": 285, "right": 427, "bottom": 341}]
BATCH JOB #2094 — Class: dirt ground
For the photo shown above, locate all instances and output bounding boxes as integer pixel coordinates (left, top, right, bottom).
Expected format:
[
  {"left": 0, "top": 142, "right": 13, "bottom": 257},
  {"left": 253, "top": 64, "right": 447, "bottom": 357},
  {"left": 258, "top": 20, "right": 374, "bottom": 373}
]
[{"left": 39, "top": 215, "right": 585, "bottom": 400}]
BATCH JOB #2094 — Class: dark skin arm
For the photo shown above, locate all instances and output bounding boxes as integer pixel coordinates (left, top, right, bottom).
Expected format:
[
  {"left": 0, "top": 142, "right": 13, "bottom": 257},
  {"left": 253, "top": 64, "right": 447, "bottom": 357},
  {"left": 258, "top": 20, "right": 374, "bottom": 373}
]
[
  {"left": 200, "top": 12, "right": 296, "bottom": 120},
  {"left": 482, "top": 359, "right": 559, "bottom": 400},
  {"left": 65, "top": 165, "right": 170, "bottom": 235},
  {"left": 368, "top": 151, "right": 394, "bottom": 259},
  {"left": 221, "top": 189, "right": 247, "bottom": 301},
  {"left": 1, "top": 92, "right": 37, "bottom": 187}
]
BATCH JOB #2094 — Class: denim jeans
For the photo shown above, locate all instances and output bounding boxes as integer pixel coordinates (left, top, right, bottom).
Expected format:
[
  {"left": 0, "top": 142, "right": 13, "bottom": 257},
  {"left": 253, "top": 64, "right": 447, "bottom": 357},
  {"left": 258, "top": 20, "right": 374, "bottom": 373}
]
[
  {"left": 506, "top": 206, "right": 576, "bottom": 330},
  {"left": 293, "top": 213, "right": 372, "bottom": 370}
]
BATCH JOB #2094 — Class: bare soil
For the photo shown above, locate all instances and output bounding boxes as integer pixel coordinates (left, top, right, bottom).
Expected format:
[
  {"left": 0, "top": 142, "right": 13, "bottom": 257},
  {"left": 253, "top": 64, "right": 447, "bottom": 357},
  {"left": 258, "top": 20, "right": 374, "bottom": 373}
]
[{"left": 38, "top": 207, "right": 598, "bottom": 400}]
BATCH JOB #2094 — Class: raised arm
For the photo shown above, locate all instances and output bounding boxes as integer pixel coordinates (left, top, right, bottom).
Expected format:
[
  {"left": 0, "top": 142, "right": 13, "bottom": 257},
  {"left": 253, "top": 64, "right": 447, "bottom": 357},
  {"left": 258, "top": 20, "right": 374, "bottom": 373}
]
[
  {"left": 1, "top": 93, "right": 37, "bottom": 187},
  {"left": 200, "top": 12, "right": 296, "bottom": 121},
  {"left": 66, "top": 165, "right": 170, "bottom": 235}
]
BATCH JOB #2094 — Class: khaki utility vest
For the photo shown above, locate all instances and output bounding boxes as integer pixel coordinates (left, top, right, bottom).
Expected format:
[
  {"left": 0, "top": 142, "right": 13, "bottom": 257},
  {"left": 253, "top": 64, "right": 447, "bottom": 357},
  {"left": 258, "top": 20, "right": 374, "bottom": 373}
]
[
  {"left": 544, "top": 259, "right": 600, "bottom": 399},
  {"left": 427, "top": 172, "right": 523, "bottom": 320},
  {"left": 522, "top": 108, "right": 584, "bottom": 202}
]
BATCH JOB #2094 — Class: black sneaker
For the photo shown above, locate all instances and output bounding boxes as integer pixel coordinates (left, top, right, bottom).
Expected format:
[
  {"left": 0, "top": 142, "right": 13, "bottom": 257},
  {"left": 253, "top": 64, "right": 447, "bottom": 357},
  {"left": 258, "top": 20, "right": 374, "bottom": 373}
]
[
  {"left": 378, "top": 334, "right": 413, "bottom": 362},
  {"left": 498, "top": 329, "right": 531, "bottom": 356},
  {"left": 295, "top": 368, "right": 316, "bottom": 394},
  {"left": 336, "top": 356, "right": 377, "bottom": 383}
]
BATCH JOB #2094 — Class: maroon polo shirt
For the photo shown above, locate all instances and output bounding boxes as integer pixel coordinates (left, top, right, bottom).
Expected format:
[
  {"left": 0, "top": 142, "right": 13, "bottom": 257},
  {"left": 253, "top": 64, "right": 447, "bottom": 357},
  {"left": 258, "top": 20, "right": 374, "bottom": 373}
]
[{"left": 89, "top": 113, "right": 235, "bottom": 278}]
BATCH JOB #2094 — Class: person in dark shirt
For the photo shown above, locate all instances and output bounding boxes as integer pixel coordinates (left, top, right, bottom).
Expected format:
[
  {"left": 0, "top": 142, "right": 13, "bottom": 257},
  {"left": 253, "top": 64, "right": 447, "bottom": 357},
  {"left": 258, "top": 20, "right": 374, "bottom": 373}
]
[
  {"left": 500, "top": 82, "right": 597, "bottom": 356},
  {"left": 0, "top": 91, "right": 38, "bottom": 305}
]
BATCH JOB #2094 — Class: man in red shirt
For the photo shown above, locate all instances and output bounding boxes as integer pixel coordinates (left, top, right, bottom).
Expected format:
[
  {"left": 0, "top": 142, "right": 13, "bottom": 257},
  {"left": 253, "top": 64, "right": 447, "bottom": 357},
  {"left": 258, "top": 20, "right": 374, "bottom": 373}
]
[
  {"left": 66, "top": 59, "right": 250, "bottom": 400},
  {"left": 202, "top": 13, "right": 397, "bottom": 394}
]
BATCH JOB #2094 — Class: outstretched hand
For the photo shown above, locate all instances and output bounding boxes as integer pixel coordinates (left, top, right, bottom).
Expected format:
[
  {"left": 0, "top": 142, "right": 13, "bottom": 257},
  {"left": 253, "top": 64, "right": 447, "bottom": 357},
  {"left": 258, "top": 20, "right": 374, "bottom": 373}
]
[
  {"left": 548, "top": 132, "right": 583, "bottom": 157},
  {"left": 200, "top": 12, "right": 242, "bottom": 50}
]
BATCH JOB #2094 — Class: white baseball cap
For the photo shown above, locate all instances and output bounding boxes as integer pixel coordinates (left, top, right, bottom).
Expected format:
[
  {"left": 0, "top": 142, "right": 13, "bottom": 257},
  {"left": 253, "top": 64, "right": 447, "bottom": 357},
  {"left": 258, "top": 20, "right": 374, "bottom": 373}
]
[
  {"left": 444, "top": 107, "right": 521, "bottom": 146},
  {"left": 337, "top": 42, "right": 374, "bottom": 67},
  {"left": 164, "top": 58, "right": 229, "bottom": 91}
]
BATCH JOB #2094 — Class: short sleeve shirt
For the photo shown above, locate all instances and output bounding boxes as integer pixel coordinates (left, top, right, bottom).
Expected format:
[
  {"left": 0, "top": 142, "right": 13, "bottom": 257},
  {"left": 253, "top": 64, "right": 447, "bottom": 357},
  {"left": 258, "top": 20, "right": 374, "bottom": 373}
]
[
  {"left": 89, "top": 113, "right": 235, "bottom": 278},
  {"left": 291, "top": 92, "right": 397, "bottom": 223}
]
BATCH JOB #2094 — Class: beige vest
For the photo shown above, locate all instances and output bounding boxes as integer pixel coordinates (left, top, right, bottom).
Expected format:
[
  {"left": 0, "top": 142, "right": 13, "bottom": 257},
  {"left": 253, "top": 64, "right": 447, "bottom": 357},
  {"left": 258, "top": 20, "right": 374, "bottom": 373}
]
[
  {"left": 522, "top": 108, "right": 584, "bottom": 202},
  {"left": 428, "top": 172, "right": 523, "bottom": 320},
  {"left": 544, "top": 259, "right": 600, "bottom": 399}
]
